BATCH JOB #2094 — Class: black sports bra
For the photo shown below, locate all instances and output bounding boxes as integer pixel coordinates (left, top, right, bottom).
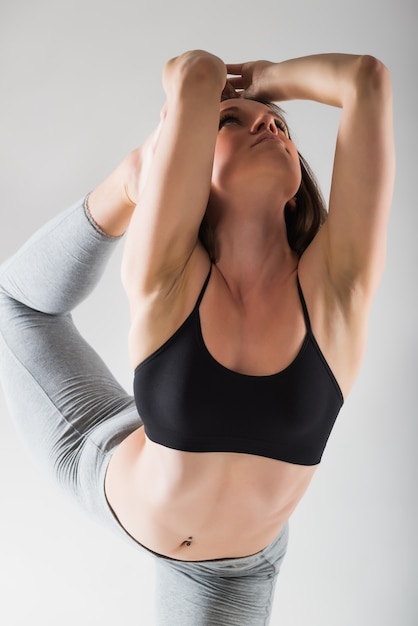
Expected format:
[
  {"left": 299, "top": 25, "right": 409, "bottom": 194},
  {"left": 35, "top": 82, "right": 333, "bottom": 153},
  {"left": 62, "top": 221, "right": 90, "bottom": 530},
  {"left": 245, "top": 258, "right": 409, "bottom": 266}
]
[{"left": 134, "top": 267, "right": 344, "bottom": 466}]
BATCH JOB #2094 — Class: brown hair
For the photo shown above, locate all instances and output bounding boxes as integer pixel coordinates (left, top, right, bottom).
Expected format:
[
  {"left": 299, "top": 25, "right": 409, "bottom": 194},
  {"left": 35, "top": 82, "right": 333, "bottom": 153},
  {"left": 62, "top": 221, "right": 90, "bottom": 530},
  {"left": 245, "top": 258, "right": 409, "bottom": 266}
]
[
  {"left": 199, "top": 99, "right": 328, "bottom": 260},
  {"left": 286, "top": 150, "right": 327, "bottom": 257}
]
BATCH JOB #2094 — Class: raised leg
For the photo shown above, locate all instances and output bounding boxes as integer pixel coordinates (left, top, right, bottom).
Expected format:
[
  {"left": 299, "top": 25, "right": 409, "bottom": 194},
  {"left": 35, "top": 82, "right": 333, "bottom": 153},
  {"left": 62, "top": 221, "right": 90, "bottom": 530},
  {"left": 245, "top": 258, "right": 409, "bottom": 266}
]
[{"left": 0, "top": 197, "right": 140, "bottom": 524}]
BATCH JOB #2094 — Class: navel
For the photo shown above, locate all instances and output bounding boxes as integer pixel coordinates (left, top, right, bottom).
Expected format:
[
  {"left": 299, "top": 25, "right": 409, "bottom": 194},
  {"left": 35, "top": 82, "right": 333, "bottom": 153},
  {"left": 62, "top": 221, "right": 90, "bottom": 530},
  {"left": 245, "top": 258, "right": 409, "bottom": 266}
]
[{"left": 182, "top": 536, "right": 193, "bottom": 547}]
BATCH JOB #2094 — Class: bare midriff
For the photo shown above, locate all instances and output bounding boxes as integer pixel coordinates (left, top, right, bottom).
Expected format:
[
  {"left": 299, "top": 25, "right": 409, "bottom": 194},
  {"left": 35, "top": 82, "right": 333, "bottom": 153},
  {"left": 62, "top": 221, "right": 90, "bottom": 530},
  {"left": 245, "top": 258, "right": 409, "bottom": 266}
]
[{"left": 105, "top": 426, "right": 317, "bottom": 561}]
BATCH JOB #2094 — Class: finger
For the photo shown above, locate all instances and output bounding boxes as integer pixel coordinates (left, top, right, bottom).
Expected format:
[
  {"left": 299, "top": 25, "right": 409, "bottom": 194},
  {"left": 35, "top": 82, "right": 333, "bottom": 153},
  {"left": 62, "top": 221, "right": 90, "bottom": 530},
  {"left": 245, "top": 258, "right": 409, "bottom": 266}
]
[
  {"left": 221, "top": 80, "right": 239, "bottom": 100},
  {"left": 227, "top": 76, "right": 245, "bottom": 89},
  {"left": 226, "top": 63, "right": 244, "bottom": 75}
]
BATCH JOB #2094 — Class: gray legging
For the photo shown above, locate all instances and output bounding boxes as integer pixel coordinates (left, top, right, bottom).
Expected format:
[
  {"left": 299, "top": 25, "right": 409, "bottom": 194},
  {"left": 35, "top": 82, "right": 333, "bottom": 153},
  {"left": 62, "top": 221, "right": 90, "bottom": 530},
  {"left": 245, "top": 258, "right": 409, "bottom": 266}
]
[{"left": 0, "top": 197, "right": 288, "bottom": 625}]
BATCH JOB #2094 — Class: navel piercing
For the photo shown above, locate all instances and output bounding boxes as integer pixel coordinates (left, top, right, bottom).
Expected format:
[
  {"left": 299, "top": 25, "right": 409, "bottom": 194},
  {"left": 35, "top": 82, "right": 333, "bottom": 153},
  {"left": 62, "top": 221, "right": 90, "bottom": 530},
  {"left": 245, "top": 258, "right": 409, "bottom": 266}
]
[{"left": 183, "top": 536, "right": 193, "bottom": 547}]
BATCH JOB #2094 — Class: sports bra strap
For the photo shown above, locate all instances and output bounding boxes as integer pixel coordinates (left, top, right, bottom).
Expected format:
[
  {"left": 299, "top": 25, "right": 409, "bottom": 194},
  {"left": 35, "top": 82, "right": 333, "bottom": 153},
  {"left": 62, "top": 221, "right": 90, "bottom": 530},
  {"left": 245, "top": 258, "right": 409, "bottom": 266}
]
[
  {"left": 296, "top": 275, "right": 312, "bottom": 333},
  {"left": 196, "top": 270, "right": 310, "bottom": 331},
  {"left": 195, "top": 265, "right": 212, "bottom": 309}
]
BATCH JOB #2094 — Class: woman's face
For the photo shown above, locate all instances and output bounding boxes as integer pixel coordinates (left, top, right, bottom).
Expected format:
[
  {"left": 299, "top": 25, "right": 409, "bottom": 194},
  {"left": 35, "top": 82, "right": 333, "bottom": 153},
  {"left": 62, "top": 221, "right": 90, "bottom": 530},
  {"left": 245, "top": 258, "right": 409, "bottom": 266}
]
[{"left": 211, "top": 98, "right": 301, "bottom": 199}]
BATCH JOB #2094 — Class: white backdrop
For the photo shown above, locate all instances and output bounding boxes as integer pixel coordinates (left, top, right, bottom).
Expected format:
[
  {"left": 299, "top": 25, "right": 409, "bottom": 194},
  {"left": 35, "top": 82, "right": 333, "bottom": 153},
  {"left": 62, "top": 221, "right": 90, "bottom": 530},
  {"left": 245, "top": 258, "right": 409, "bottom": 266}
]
[{"left": 0, "top": 0, "right": 416, "bottom": 624}]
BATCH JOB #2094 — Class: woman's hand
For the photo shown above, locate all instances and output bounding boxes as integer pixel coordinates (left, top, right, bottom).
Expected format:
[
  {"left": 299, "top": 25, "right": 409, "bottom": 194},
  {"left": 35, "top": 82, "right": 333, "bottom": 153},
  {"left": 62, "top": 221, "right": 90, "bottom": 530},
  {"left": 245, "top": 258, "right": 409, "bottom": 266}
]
[
  {"left": 226, "top": 61, "right": 277, "bottom": 101},
  {"left": 221, "top": 78, "right": 240, "bottom": 101}
]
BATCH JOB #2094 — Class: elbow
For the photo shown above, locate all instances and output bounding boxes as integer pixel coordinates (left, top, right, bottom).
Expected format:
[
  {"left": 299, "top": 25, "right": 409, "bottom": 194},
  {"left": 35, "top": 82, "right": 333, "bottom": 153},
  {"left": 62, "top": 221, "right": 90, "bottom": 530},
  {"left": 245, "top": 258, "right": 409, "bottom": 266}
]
[
  {"left": 164, "top": 50, "right": 226, "bottom": 97},
  {"left": 354, "top": 55, "right": 392, "bottom": 99}
]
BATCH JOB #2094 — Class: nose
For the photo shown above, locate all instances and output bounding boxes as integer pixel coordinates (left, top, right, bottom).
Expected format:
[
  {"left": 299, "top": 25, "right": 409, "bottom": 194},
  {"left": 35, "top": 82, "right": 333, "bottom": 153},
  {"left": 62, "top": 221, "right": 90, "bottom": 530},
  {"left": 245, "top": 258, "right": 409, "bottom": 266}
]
[{"left": 250, "top": 112, "right": 278, "bottom": 135}]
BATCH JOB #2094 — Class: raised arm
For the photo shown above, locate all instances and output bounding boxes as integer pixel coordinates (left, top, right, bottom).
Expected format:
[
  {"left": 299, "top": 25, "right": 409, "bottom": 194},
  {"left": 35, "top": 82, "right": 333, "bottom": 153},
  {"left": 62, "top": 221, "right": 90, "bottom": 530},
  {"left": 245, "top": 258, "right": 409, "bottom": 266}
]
[
  {"left": 121, "top": 50, "right": 226, "bottom": 304},
  {"left": 229, "top": 54, "right": 395, "bottom": 301}
]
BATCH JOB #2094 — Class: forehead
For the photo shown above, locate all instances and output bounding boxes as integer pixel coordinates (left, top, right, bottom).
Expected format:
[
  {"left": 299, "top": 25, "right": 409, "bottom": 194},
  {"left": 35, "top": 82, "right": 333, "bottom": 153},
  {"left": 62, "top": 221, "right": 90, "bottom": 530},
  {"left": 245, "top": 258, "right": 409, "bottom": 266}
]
[{"left": 219, "top": 98, "right": 272, "bottom": 115}]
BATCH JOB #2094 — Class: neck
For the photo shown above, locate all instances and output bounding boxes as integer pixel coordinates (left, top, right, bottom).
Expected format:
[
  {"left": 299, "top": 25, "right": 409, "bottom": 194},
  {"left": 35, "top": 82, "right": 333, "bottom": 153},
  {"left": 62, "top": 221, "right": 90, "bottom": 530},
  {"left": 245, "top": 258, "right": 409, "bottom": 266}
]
[{"left": 209, "top": 192, "right": 298, "bottom": 300}]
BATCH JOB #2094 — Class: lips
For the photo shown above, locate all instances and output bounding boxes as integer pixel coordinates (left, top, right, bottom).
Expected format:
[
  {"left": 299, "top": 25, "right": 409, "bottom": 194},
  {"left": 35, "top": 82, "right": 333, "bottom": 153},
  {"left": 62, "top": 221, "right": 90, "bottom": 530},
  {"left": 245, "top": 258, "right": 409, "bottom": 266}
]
[{"left": 251, "top": 133, "right": 284, "bottom": 148}]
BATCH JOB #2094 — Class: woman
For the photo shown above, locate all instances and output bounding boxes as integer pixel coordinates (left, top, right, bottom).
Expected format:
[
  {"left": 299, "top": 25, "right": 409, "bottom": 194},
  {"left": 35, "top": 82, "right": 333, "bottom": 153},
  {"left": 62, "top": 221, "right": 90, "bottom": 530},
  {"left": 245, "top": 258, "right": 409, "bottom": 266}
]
[{"left": 0, "top": 51, "right": 394, "bottom": 625}]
